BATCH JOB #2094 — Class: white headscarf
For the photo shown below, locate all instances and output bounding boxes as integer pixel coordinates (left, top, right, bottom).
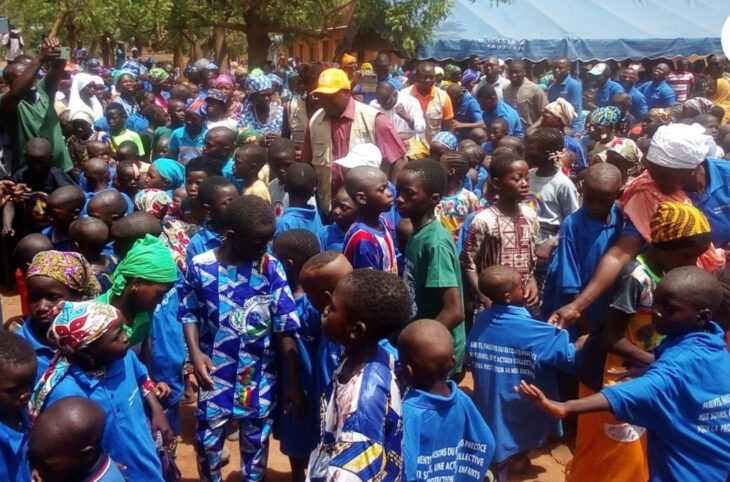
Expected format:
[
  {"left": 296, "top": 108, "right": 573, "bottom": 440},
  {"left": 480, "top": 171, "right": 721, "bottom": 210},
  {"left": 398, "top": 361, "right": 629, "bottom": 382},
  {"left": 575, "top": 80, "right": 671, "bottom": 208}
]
[
  {"left": 68, "top": 73, "right": 104, "bottom": 122},
  {"left": 647, "top": 123, "right": 715, "bottom": 169}
]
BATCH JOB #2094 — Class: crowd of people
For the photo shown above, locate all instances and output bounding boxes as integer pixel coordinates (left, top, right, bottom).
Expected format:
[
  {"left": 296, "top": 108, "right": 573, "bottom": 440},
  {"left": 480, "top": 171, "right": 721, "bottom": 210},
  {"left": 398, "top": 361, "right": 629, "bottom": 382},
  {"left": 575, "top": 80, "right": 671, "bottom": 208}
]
[{"left": 1, "top": 33, "right": 730, "bottom": 481}]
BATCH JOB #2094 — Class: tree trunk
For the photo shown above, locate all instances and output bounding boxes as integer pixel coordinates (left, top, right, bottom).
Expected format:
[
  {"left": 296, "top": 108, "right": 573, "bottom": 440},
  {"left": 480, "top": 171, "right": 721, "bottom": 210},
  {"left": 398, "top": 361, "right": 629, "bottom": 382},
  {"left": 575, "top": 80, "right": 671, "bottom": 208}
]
[
  {"left": 173, "top": 36, "right": 185, "bottom": 75},
  {"left": 49, "top": 9, "right": 67, "bottom": 38},
  {"left": 88, "top": 38, "right": 98, "bottom": 59},
  {"left": 213, "top": 25, "right": 226, "bottom": 68},
  {"left": 244, "top": 12, "right": 271, "bottom": 67}
]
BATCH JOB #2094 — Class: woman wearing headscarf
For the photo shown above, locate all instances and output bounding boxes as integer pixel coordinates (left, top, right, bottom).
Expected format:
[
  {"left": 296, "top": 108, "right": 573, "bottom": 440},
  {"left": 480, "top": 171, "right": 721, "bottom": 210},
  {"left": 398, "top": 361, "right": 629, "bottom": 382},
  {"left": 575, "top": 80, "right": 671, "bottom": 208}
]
[
  {"left": 148, "top": 67, "right": 171, "bottom": 110},
  {"left": 96, "top": 234, "right": 178, "bottom": 347},
  {"left": 144, "top": 158, "right": 186, "bottom": 194},
  {"left": 19, "top": 251, "right": 102, "bottom": 379},
  {"left": 110, "top": 69, "right": 139, "bottom": 118},
  {"left": 68, "top": 73, "right": 104, "bottom": 121},
  {"left": 587, "top": 106, "right": 622, "bottom": 156},
  {"left": 28, "top": 300, "right": 172, "bottom": 482},
  {"left": 134, "top": 188, "right": 193, "bottom": 273},
  {"left": 635, "top": 107, "right": 675, "bottom": 154},
  {"left": 535, "top": 98, "right": 587, "bottom": 169},
  {"left": 214, "top": 74, "right": 242, "bottom": 120},
  {"left": 237, "top": 72, "right": 284, "bottom": 135},
  {"left": 551, "top": 123, "right": 726, "bottom": 327},
  {"left": 593, "top": 137, "right": 643, "bottom": 182}
]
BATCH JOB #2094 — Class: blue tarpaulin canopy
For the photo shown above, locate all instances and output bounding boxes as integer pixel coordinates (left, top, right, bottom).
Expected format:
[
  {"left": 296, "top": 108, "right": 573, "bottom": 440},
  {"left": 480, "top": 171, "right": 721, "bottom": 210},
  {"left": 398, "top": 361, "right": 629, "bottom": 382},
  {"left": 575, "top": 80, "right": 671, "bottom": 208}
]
[{"left": 418, "top": 0, "right": 730, "bottom": 61}]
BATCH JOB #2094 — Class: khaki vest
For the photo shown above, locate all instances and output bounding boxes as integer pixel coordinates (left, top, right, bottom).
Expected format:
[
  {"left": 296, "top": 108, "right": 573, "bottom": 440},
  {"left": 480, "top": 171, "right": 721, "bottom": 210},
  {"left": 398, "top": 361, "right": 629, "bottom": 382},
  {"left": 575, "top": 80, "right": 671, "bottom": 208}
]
[
  {"left": 288, "top": 96, "right": 308, "bottom": 149},
  {"left": 309, "top": 101, "right": 379, "bottom": 211},
  {"left": 403, "top": 85, "right": 446, "bottom": 146}
]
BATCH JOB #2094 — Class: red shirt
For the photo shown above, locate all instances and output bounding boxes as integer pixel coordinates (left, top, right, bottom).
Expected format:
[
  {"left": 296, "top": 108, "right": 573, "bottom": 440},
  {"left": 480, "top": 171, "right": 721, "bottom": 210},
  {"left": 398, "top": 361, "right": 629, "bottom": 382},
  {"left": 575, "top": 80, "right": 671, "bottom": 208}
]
[{"left": 301, "top": 98, "right": 406, "bottom": 195}]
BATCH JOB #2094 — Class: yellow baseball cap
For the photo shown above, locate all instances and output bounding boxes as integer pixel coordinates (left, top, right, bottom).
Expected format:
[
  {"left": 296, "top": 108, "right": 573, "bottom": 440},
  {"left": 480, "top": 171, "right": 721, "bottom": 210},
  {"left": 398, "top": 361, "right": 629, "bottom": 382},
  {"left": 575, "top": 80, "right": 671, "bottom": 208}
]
[{"left": 311, "top": 68, "right": 351, "bottom": 95}]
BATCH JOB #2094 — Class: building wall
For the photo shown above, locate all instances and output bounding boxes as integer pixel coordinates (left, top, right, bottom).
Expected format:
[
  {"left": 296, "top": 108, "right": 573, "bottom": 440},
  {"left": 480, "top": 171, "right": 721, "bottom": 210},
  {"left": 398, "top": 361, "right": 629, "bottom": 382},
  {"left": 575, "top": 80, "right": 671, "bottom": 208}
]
[{"left": 286, "top": 28, "right": 395, "bottom": 65}]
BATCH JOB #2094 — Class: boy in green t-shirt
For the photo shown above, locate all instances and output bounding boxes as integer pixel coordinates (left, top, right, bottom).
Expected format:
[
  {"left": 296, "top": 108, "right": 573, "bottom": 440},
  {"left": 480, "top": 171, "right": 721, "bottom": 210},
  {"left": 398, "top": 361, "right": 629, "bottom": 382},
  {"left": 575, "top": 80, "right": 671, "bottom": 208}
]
[{"left": 395, "top": 158, "right": 466, "bottom": 375}]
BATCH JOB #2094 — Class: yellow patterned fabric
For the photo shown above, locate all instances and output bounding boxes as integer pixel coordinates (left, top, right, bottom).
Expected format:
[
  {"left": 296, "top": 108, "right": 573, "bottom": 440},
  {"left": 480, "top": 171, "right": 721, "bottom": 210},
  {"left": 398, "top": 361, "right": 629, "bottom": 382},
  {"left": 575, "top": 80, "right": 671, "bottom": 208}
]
[{"left": 649, "top": 201, "right": 711, "bottom": 244}]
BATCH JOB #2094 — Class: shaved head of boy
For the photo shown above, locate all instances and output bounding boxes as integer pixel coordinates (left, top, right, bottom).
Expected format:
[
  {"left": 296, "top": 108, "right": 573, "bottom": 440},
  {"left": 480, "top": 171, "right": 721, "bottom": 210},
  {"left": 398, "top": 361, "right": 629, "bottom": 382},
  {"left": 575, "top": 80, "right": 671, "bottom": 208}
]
[
  {"left": 83, "top": 158, "right": 110, "bottom": 192},
  {"left": 398, "top": 319, "right": 455, "bottom": 393},
  {"left": 14, "top": 233, "right": 53, "bottom": 273},
  {"left": 46, "top": 186, "right": 85, "bottom": 234},
  {"left": 29, "top": 396, "right": 107, "bottom": 482},
  {"left": 86, "top": 189, "right": 128, "bottom": 228},
  {"left": 300, "top": 251, "right": 353, "bottom": 312},
  {"left": 110, "top": 212, "right": 162, "bottom": 257},
  {"left": 478, "top": 265, "right": 523, "bottom": 305},
  {"left": 581, "top": 163, "right": 623, "bottom": 220},
  {"left": 69, "top": 217, "right": 110, "bottom": 261}
]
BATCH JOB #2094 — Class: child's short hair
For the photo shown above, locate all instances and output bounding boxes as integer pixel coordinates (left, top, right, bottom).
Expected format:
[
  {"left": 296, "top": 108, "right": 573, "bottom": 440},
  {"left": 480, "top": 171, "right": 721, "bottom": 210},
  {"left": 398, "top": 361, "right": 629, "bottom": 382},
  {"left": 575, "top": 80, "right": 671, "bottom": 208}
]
[
  {"left": 441, "top": 151, "right": 471, "bottom": 178},
  {"left": 528, "top": 127, "right": 564, "bottom": 153},
  {"left": 116, "top": 140, "right": 139, "bottom": 158},
  {"left": 489, "top": 118, "right": 509, "bottom": 131},
  {"left": 469, "top": 127, "right": 488, "bottom": 144},
  {"left": 284, "top": 163, "right": 317, "bottom": 198},
  {"left": 87, "top": 190, "right": 127, "bottom": 217},
  {"left": 660, "top": 266, "right": 723, "bottom": 311},
  {"left": 339, "top": 269, "right": 411, "bottom": 341},
  {"left": 224, "top": 195, "right": 276, "bottom": 235},
  {"left": 478, "top": 265, "right": 521, "bottom": 301},
  {"left": 462, "top": 144, "right": 485, "bottom": 167},
  {"left": 489, "top": 150, "right": 522, "bottom": 179},
  {"left": 496, "top": 136, "right": 525, "bottom": 156},
  {"left": 186, "top": 155, "right": 223, "bottom": 177},
  {"left": 0, "top": 330, "right": 36, "bottom": 367},
  {"left": 69, "top": 217, "right": 110, "bottom": 254},
  {"left": 302, "top": 250, "right": 343, "bottom": 272},
  {"left": 268, "top": 137, "right": 296, "bottom": 156},
  {"left": 198, "top": 175, "right": 236, "bottom": 207},
  {"left": 47, "top": 185, "right": 85, "bottom": 211},
  {"left": 273, "top": 229, "right": 321, "bottom": 269},
  {"left": 13, "top": 233, "right": 53, "bottom": 269},
  {"left": 402, "top": 158, "right": 447, "bottom": 196},
  {"left": 110, "top": 212, "right": 162, "bottom": 257},
  {"left": 236, "top": 143, "right": 268, "bottom": 167},
  {"left": 105, "top": 102, "right": 126, "bottom": 117}
]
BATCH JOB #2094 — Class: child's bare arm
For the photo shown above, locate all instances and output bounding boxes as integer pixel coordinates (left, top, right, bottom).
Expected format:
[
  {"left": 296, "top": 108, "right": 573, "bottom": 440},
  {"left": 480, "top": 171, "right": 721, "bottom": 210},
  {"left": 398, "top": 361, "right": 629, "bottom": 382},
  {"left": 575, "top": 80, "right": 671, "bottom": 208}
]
[
  {"left": 601, "top": 308, "right": 655, "bottom": 367},
  {"left": 2, "top": 201, "right": 15, "bottom": 237},
  {"left": 277, "top": 332, "right": 307, "bottom": 422},
  {"left": 515, "top": 380, "right": 612, "bottom": 419},
  {"left": 183, "top": 322, "right": 214, "bottom": 390},
  {"left": 143, "top": 389, "right": 174, "bottom": 445},
  {"left": 435, "top": 286, "right": 464, "bottom": 330}
]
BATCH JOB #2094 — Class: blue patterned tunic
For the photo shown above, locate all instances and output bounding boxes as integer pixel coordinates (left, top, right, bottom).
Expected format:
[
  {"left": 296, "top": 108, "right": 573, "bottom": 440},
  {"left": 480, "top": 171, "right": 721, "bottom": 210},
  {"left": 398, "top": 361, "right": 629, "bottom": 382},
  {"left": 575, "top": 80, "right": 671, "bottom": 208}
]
[{"left": 179, "top": 250, "right": 300, "bottom": 421}]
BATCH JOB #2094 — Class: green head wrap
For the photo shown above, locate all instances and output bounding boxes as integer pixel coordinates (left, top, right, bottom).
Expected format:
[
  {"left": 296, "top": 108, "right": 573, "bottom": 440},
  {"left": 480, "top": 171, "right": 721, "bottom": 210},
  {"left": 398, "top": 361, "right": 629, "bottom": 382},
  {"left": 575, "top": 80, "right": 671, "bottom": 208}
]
[
  {"left": 111, "top": 69, "right": 138, "bottom": 87},
  {"left": 148, "top": 67, "right": 169, "bottom": 85},
  {"left": 110, "top": 234, "right": 178, "bottom": 296},
  {"left": 236, "top": 127, "right": 263, "bottom": 145}
]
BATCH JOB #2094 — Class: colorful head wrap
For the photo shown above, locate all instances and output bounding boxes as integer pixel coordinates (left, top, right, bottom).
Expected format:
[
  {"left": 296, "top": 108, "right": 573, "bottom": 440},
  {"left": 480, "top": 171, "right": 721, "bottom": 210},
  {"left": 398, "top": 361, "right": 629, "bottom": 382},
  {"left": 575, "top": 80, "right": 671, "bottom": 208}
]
[
  {"left": 111, "top": 69, "right": 137, "bottom": 86},
  {"left": 236, "top": 127, "right": 263, "bottom": 145},
  {"left": 683, "top": 97, "right": 714, "bottom": 116},
  {"left": 205, "top": 88, "right": 228, "bottom": 104},
  {"left": 647, "top": 123, "right": 715, "bottom": 169},
  {"left": 647, "top": 107, "right": 675, "bottom": 125},
  {"left": 267, "top": 73, "right": 283, "bottom": 88},
  {"left": 29, "top": 300, "right": 123, "bottom": 419},
  {"left": 650, "top": 201, "right": 711, "bottom": 245},
  {"left": 148, "top": 67, "right": 169, "bottom": 85},
  {"left": 134, "top": 188, "right": 172, "bottom": 219},
  {"left": 361, "top": 62, "right": 373, "bottom": 71},
  {"left": 544, "top": 98, "right": 577, "bottom": 127},
  {"left": 589, "top": 106, "right": 622, "bottom": 128},
  {"left": 434, "top": 66, "right": 444, "bottom": 77},
  {"left": 151, "top": 158, "right": 186, "bottom": 190},
  {"left": 27, "top": 251, "right": 101, "bottom": 299},
  {"left": 596, "top": 137, "right": 643, "bottom": 168},
  {"left": 445, "top": 64, "right": 461, "bottom": 75},
  {"left": 461, "top": 72, "right": 477, "bottom": 84},
  {"left": 185, "top": 97, "right": 207, "bottom": 118},
  {"left": 109, "top": 234, "right": 178, "bottom": 297},
  {"left": 341, "top": 53, "right": 357, "bottom": 66},
  {"left": 214, "top": 74, "right": 235, "bottom": 88},
  {"left": 245, "top": 73, "right": 272, "bottom": 94},
  {"left": 234, "top": 66, "right": 248, "bottom": 76},
  {"left": 431, "top": 131, "right": 458, "bottom": 151}
]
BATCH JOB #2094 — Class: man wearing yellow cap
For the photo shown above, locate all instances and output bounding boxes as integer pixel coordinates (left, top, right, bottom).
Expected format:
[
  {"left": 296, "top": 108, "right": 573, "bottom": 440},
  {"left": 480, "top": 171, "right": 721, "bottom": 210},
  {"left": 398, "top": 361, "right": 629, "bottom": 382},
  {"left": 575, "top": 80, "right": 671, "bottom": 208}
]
[
  {"left": 301, "top": 68, "right": 407, "bottom": 211},
  {"left": 401, "top": 62, "right": 454, "bottom": 146}
]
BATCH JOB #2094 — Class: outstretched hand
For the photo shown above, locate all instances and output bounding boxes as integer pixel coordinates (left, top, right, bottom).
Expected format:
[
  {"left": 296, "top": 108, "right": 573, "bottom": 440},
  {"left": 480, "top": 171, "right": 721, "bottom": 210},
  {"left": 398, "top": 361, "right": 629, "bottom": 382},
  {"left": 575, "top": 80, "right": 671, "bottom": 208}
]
[
  {"left": 548, "top": 302, "right": 581, "bottom": 329},
  {"left": 514, "top": 380, "right": 567, "bottom": 419}
]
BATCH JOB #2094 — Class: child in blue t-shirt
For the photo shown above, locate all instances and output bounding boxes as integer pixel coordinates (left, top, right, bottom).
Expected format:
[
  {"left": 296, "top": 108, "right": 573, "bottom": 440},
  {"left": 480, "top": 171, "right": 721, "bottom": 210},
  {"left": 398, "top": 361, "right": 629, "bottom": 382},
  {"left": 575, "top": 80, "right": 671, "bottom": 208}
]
[
  {"left": 320, "top": 186, "right": 357, "bottom": 252},
  {"left": 398, "top": 319, "right": 495, "bottom": 481},
  {"left": 180, "top": 195, "right": 305, "bottom": 481},
  {"left": 42, "top": 185, "right": 86, "bottom": 251},
  {"left": 466, "top": 265, "right": 580, "bottom": 481},
  {"left": 275, "top": 163, "right": 323, "bottom": 241},
  {"left": 0, "top": 331, "right": 36, "bottom": 482},
  {"left": 29, "top": 397, "right": 126, "bottom": 482},
  {"left": 185, "top": 176, "right": 238, "bottom": 265},
  {"left": 342, "top": 166, "right": 398, "bottom": 274},
  {"left": 519, "top": 266, "right": 730, "bottom": 482},
  {"left": 541, "top": 163, "right": 624, "bottom": 334},
  {"left": 272, "top": 229, "right": 322, "bottom": 482},
  {"left": 308, "top": 269, "right": 410, "bottom": 481}
]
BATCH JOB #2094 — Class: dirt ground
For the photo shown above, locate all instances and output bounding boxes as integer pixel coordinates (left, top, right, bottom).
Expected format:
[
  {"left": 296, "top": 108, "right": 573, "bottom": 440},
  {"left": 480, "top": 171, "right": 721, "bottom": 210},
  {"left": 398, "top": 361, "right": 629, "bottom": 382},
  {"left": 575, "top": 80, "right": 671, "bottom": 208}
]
[{"left": 1, "top": 289, "right": 569, "bottom": 481}]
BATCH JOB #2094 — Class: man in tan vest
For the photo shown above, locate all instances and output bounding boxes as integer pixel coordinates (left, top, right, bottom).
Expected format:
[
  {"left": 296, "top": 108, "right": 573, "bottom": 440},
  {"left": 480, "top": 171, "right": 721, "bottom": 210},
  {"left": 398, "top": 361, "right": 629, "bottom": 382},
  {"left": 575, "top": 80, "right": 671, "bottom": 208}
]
[
  {"left": 283, "top": 63, "right": 324, "bottom": 153},
  {"left": 402, "top": 62, "right": 454, "bottom": 147},
  {"left": 301, "top": 68, "right": 407, "bottom": 213}
]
